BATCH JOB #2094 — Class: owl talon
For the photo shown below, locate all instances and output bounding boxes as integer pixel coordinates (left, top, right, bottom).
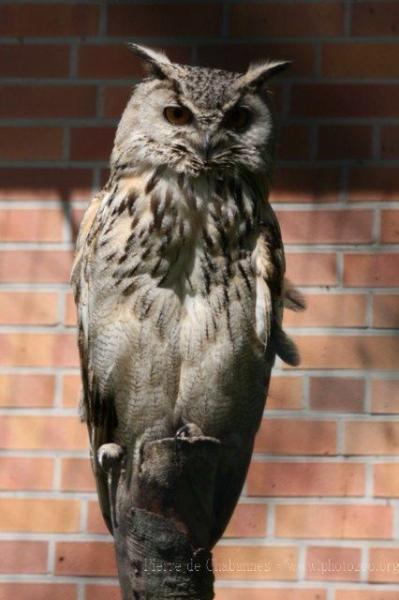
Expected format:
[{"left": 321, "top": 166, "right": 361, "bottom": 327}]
[
  {"left": 176, "top": 423, "right": 204, "bottom": 439},
  {"left": 98, "top": 443, "right": 123, "bottom": 472}
]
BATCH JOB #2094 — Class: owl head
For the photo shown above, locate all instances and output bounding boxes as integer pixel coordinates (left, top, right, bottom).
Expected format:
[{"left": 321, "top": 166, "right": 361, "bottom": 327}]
[{"left": 111, "top": 44, "right": 289, "bottom": 179}]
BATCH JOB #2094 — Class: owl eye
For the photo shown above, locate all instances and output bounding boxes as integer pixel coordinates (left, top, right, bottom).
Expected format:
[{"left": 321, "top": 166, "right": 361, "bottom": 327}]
[
  {"left": 224, "top": 106, "right": 251, "bottom": 131},
  {"left": 163, "top": 105, "right": 192, "bottom": 126}
]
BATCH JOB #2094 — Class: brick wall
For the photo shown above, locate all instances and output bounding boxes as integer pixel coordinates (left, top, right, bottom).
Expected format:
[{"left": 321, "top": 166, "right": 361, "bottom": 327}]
[{"left": 0, "top": 1, "right": 398, "bottom": 599}]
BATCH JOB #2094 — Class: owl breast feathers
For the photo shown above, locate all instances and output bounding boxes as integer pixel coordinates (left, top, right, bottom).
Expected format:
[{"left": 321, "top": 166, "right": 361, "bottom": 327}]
[{"left": 71, "top": 44, "right": 303, "bottom": 545}]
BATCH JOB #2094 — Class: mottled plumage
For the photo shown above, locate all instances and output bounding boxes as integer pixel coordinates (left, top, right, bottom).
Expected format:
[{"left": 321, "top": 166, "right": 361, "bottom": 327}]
[{"left": 71, "top": 45, "right": 301, "bottom": 546}]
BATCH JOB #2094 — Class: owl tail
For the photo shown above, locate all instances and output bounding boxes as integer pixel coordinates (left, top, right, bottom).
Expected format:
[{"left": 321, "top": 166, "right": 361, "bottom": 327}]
[{"left": 274, "top": 325, "right": 300, "bottom": 367}]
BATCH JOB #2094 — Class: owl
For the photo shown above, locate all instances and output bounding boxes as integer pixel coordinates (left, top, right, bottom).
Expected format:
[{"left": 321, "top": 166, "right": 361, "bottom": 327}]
[{"left": 71, "top": 44, "right": 302, "bottom": 548}]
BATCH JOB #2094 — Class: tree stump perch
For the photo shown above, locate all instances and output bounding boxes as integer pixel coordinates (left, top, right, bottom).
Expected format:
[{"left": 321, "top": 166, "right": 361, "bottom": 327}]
[{"left": 99, "top": 432, "right": 221, "bottom": 599}]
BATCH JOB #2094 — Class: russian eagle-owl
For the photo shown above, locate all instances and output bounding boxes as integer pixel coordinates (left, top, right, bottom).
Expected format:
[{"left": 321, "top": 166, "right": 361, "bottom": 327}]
[{"left": 71, "top": 44, "right": 302, "bottom": 546}]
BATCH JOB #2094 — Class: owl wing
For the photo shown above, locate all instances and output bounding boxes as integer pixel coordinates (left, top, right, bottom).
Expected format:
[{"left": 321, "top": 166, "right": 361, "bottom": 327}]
[
  {"left": 209, "top": 205, "right": 300, "bottom": 546},
  {"left": 71, "top": 190, "right": 116, "bottom": 533},
  {"left": 70, "top": 190, "right": 103, "bottom": 427},
  {"left": 254, "top": 201, "right": 300, "bottom": 366}
]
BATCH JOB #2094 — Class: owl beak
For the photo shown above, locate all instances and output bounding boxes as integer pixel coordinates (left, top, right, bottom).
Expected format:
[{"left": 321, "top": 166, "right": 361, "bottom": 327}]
[{"left": 201, "top": 134, "right": 212, "bottom": 162}]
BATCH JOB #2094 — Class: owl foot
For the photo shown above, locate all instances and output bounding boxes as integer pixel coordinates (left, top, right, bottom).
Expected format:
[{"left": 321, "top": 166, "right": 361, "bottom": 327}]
[
  {"left": 97, "top": 443, "right": 124, "bottom": 533},
  {"left": 176, "top": 422, "right": 204, "bottom": 439},
  {"left": 98, "top": 443, "right": 124, "bottom": 472}
]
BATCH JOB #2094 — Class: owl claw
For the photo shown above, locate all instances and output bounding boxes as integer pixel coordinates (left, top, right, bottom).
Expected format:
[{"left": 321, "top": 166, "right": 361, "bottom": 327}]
[
  {"left": 98, "top": 443, "right": 123, "bottom": 472},
  {"left": 176, "top": 423, "right": 204, "bottom": 439}
]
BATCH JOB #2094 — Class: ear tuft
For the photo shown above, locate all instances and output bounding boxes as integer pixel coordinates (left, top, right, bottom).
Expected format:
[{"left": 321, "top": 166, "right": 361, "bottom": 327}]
[
  {"left": 127, "top": 43, "right": 172, "bottom": 79},
  {"left": 236, "top": 59, "right": 291, "bottom": 91}
]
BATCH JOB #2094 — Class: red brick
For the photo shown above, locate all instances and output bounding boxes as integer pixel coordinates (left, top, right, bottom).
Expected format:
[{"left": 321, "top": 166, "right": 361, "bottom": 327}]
[
  {"left": 0, "top": 127, "right": 63, "bottom": 161},
  {"left": 345, "top": 421, "right": 399, "bottom": 455},
  {"left": 225, "top": 504, "right": 267, "bottom": 538},
  {"left": 87, "top": 501, "right": 107, "bottom": 534},
  {"left": 279, "top": 125, "right": 311, "bottom": 161},
  {"left": 306, "top": 546, "right": 361, "bottom": 581},
  {"left": 0, "top": 333, "right": 78, "bottom": 367},
  {"left": 0, "top": 250, "right": 72, "bottom": 283},
  {"left": 277, "top": 210, "right": 373, "bottom": 245},
  {"left": 0, "top": 167, "right": 92, "bottom": 201},
  {"left": 0, "top": 45, "right": 69, "bottom": 77},
  {"left": 255, "top": 419, "right": 336, "bottom": 455},
  {"left": 348, "top": 166, "right": 399, "bottom": 202},
  {"left": 101, "top": 168, "right": 111, "bottom": 187},
  {"left": 0, "top": 541, "right": 47, "bottom": 573},
  {"left": 70, "top": 127, "right": 115, "bottom": 161},
  {"left": 373, "top": 295, "right": 399, "bottom": 329},
  {"left": 352, "top": 2, "right": 399, "bottom": 36},
  {"left": 0, "top": 583, "right": 77, "bottom": 600},
  {"left": 0, "top": 416, "right": 87, "bottom": 450},
  {"left": 86, "top": 587, "right": 121, "bottom": 600},
  {"left": 309, "top": 377, "right": 365, "bottom": 413},
  {"left": 217, "top": 585, "right": 326, "bottom": 600},
  {"left": 108, "top": 3, "right": 222, "bottom": 36},
  {"left": 65, "top": 295, "right": 78, "bottom": 326},
  {"left": 230, "top": 3, "right": 344, "bottom": 37},
  {"left": 292, "top": 84, "right": 399, "bottom": 118},
  {"left": 70, "top": 207, "right": 85, "bottom": 239},
  {"left": 322, "top": 43, "right": 399, "bottom": 78},
  {"left": 372, "top": 379, "right": 399, "bottom": 414},
  {"left": 0, "top": 457, "right": 53, "bottom": 490},
  {"left": 65, "top": 292, "right": 77, "bottom": 327},
  {"left": 374, "top": 463, "right": 399, "bottom": 497},
  {"left": 247, "top": 461, "right": 364, "bottom": 496},
  {"left": 198, "top": 43, "right": 315, "bottom": 76},
  {"left": 344, "top": 254, "right": 399, "bottom": 287},
  {"left": 62, "top": 374, "right": 80, "bottom": 408},
  {"left": 79, "top": 45, "right": 140, "bottom": 79},
  {"left": 103, "top": 86, "right": 132, "bottom": 118},
  {"left": 0, "top": 291, "right": 58, "bottom": 324},
  {"left": 0, "top": 209, "right": 64, "bottom": 241},
  {"left": 318, "top": 126, "right": 372, "bottom": 160},
  {"left": 275, "top": 504, "right": 392, "bottom": 539},
  {"left": 56, "top": 541, "right": 117, "bottom": 576},
  {"left": 61, "top": 458, "right": 95, "bottom": 492},
  {"left": 381, "top": 127, "right": 399, "bottom": 160},
  {"left": 0, "top": 4, "right": 99, "bottom": 36},
  {"left": 286, "top": 253, "right": 337, "bottom": 286},
  {"left": 215, "top": 590, "right": 326, "bottom": 600},
  {"left": 79, "top": 45, "right": 190, "bottom": 79},
  {"left": 0, "top": 498, "right": 80, "bottom": 532},
  {"left": 271, "top": 167, "right": 341, "bottom": 204},
  {"left": 267, "top": 376, "right": 304, "bottom": 410},
  {"left": 368, "top": 548, "right": 399, "bottom": 582},
  {"left": 336, "top": 592, "right": 399, "bottom": 600},
  {"left": 213, "top": 545, "right": 298, "bottom": 580},
  {"left": 284, "top": 294, "right": 368, "bottom": 328},
  {"left": 0, "top": 374, "right": 54, "bottom": 407},
  {"left": 269, "top": 83, "right": 283, "bottom": 113},
  {"left": 292, "top": 335, "right": 399, "bottom": 370},
  {"left": 381, "top": 209, "right": 399, "bottom": 243},
  {"left": 0, "top": 85, "right": 96, "bottom": 118}
]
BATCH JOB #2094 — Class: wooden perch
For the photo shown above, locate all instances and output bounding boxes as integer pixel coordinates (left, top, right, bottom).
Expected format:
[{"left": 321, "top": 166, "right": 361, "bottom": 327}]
[{"left": 99, "top": 431, "right": 221, "bottom": 599}]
